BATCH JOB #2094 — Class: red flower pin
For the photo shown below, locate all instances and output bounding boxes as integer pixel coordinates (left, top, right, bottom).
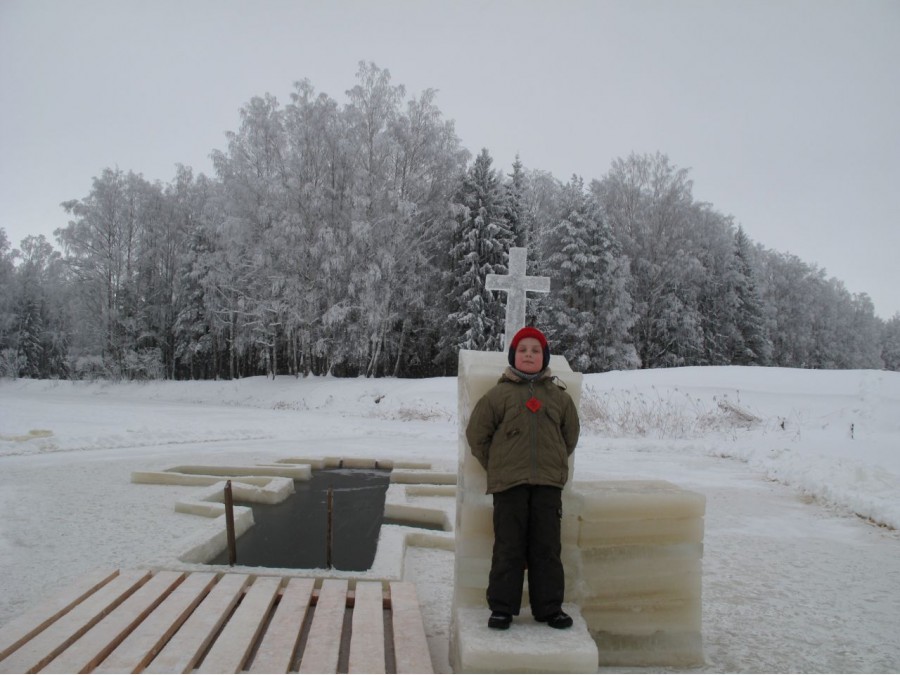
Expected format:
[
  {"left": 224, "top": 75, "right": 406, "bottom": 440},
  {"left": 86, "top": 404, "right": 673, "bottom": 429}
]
[{"left": 526, "top": 396, "right": 542, "bottom": 413}]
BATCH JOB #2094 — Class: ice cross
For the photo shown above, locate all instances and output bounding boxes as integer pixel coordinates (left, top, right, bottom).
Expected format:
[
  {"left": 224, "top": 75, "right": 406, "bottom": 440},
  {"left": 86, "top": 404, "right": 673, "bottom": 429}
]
[{"left": 486, "top": 247, "right": 551, "bottom": 352}]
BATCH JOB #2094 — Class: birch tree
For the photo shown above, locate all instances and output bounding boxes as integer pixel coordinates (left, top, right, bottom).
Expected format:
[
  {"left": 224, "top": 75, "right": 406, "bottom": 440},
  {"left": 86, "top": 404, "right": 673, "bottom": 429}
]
[
  {"left": 58, "top": 168, "right": 145, "bottom": 374},
  {"left": 593, "top": 153, "right": 704, "bottom": 367}
]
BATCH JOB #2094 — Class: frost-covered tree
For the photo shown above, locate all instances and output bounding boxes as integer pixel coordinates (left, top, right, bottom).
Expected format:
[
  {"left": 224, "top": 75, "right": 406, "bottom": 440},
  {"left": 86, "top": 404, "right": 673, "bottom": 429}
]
[
  {"left": 12, "top": 235, "right": 70, "bottom": 378},
  {"left": 814, "top": 286, "right": 882, "bottom": 370},
  {"left": 0, "top": 230, "right": 17, "bottom": 374},
  {"left": 127, "top": 173, "right": 175, "bottom": 378},
  {"left": 843, "top": 292, "right": 883, "bottom": 369},
  {"left": 758, "top": 251, "right": 820, "bottom": 367},
  {"left": 56, "top": 169, "right": 185, "bottom": 379},
  {"left": 756, "top": 249, "right": 882, "bottom": 369},
  {"left": 441, "top": 149, "right": 514, "bottom": 357},
  {"left": 169, "top": 169, "right": 217, "bottom": 379},
  {"left": 882, "top": 314, "right": 900, "bottom": 371},
  {"left": 538, "top": 176, "right": 636, "bottom": 372},
  {"left": 281, "top": 79, "right": 349, "bottom": 375},
  {"left": 520, "top": 168, "right": 562, "bottom": 255},
  {"left": 342, "top": 62, "right": 409, "bottom": 376},
  {"left": 729, "top": 226, "right": 772, "bottom": 365},
  {"left": 695, "top": 219, "right": 772, "bottom": 366},
  {"left": 592, "top": 153, "right": 704, "bottom": 367},
  {"left": 503, "top": 155, "right": 526, "bottom": 248},
  {"left": 28, "top": 65, "right": 892, "bottom": 379},
  {"left": 211, "top": 93, "right": 291, "bottom": 378},
  {"left": 194, "top": 63, "right": 469, "bottom": 378},
  {"left": 385, "top": 86, "right": 468, "bottom": 375},
  {"left": 173, "top": 225, "right": 214, "bottom": 379},
  {"left": 58, "top": 168, "right": 153, "bottom": 375}
]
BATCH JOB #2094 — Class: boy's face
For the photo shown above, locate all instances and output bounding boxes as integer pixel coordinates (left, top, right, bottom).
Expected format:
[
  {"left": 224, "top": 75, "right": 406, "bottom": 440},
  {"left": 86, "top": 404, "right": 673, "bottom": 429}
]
[{"left": 514, "top": 337, "right": 544, "bottom": 374}]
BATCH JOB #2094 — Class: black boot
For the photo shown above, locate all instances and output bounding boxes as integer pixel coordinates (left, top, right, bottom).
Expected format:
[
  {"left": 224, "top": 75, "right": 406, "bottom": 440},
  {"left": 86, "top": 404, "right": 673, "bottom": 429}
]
[
  {"left": 535, "top": 610, "right": 572, "bottom": 629},
  {"left": 488, "top": 611, "right": 512, "bottom": 630}
]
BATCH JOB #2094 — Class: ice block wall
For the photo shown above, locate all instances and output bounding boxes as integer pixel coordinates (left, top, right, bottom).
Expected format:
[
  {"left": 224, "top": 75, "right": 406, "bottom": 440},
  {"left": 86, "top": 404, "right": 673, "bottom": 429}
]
[
  {"left": 571, "top": 480, "right": 706, "bottom": 667},
  {"left": 452, "top": 350, "right": 706, "bottom": 671}
]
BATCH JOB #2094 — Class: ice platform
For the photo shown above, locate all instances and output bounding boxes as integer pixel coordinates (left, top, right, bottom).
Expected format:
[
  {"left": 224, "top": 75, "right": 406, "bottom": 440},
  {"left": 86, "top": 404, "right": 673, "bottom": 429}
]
[{"left": 452, "top": 605, "right": 597, "bottom": 674}]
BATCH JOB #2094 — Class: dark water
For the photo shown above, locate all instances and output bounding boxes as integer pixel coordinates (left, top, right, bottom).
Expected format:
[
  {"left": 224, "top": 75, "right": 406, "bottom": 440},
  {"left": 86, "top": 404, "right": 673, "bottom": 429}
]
[{"left": 211, "top": 468, "right": 391, "bottom": 571}]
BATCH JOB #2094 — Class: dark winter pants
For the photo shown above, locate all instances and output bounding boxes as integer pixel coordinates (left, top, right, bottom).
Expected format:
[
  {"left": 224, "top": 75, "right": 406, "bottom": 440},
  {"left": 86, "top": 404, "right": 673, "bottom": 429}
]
[{"left": 487, "top": 484, "right": 564, "bottom": 618}]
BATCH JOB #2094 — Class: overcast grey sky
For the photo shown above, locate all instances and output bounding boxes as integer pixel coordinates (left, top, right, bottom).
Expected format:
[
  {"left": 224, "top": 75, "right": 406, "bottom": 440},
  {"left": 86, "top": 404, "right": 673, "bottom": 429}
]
[{"left": 2, "top": 0, "right": 898, "bottom": 318}]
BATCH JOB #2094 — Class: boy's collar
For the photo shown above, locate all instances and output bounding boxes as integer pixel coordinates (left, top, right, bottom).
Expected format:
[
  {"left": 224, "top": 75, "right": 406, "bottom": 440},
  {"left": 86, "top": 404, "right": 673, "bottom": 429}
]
[{"left": 504, "top": 366, "right": 552, "bottom": 383}]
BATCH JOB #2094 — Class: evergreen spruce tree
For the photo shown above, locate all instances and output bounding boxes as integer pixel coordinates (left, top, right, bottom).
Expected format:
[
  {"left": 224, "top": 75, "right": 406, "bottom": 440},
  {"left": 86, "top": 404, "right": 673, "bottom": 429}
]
[
  {"left": 540, "top": 176, "right": 636, "bottom": 372},
  {"left": 12, "top": 235, "right": 70, "bottom": 378},
  {"left": 16, "top": 296, "right": 44, "bottom": 378},
  {"left": 730, "top": 226, "right": 772, "bottom": 365},
  {"left": 442, "top": 149, "right": 514, "bottom": 354},
  {"left": 882, "top": 313, "right": 900, "bottom": 372},
  {"left": 0, "top": 230, "right": 18, "bottom": 375},
  {"left": 504, "top": 154, "right": 526, "bottom": 248}
]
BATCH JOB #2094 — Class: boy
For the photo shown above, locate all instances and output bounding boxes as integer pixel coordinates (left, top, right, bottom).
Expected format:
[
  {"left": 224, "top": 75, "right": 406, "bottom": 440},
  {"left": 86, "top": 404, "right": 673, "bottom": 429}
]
[{"left": 465, "top": 326, "right": 580, "bottom": 630}]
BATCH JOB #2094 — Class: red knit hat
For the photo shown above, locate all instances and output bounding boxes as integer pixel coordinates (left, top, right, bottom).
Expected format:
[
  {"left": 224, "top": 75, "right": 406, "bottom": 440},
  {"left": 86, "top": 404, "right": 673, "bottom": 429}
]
[{"left": 508, "top": 326, "right": 551, "bottom": 370}]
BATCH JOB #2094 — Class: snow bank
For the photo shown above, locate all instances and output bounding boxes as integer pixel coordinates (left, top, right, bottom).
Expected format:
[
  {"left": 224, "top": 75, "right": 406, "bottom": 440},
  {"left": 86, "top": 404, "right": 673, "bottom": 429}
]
[{"left": 579, "top": 366, "right": 900, "bottom": 529}]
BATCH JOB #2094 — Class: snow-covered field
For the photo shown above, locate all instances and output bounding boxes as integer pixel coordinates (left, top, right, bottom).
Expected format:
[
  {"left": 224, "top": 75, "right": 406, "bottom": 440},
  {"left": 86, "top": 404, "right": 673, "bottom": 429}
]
[{"left": 1, "top": 366, "right": 899, "bottom": 672}]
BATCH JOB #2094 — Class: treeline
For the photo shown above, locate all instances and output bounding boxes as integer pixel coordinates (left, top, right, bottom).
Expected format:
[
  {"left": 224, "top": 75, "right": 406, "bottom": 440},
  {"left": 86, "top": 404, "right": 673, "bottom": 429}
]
[{"left": 1, "top": 63, "right": 899, "bottom": 380}]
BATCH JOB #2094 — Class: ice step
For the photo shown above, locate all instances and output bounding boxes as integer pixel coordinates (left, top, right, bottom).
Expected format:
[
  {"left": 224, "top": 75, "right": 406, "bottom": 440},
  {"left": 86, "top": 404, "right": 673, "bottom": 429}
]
[{"left": 451, "top": 604, "right": 597, "bottom": 674}]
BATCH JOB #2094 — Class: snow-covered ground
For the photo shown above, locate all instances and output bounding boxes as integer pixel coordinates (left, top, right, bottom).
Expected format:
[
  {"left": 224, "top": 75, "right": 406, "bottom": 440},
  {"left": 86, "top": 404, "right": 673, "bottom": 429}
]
[{"left": 1, "top": 366, "right": 899, "bottom": 672}]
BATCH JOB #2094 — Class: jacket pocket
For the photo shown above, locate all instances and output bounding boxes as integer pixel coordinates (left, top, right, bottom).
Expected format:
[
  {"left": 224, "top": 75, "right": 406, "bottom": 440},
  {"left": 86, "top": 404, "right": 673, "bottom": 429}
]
[{"left": 500, "top": 406, "right": 525, "bottom": 439}]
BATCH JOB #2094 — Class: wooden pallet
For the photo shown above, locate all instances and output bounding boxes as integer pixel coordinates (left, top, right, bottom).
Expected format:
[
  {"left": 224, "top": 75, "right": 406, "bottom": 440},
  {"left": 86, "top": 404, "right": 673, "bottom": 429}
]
[{"left": 0, "top": 569, "right": 433, "bottom": 674}]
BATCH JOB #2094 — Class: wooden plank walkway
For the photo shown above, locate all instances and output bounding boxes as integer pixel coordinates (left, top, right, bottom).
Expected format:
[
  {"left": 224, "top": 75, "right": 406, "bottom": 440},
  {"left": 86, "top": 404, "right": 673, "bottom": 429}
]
[{"left": 0, "top": 570, "right": 433, "bottom": 674}]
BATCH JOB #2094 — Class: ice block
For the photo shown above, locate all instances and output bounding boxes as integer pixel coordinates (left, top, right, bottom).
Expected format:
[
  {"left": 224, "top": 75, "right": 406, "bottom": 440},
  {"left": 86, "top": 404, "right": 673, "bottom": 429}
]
[
  {"left": 572, "top": 480, "right": 706, "bottom": 520},
  {"left": 452, "top": 605, "right": 597, "bottom": 674},
  {"left": 572, "top": 480, "right": 706, "bottom": 666}
]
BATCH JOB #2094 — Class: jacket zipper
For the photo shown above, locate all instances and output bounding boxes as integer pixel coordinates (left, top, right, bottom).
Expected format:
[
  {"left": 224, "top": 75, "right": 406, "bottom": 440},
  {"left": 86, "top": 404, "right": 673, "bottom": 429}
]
[{"left": 529, "top": 382, "right": 537, "bottom": 482}]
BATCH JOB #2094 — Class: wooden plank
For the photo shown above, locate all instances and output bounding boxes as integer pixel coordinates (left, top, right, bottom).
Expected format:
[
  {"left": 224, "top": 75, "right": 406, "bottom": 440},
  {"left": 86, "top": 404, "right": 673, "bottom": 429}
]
[
  {"left": 143, "top": 573, "right": 249, "bottom": 674},
  {"left": 0, "top": 570, "right": 150, "bottom": 675},
  {"left": 0, "top": 569, "right": 118, "bottom": 663},
  {"left": 298, "top": 579, "right": 348, "bottom": 674},
  {"left": 247, "top": 577, "right": 315, "bottom": 674},
  {"left": 42, "top": 571, "right": 185, "bottom": 674},
  {"left": 348, "top": 581, "right": 385, "bottom": 674},
  {"left": 93, "top": 572, "right": 217, "bottom": 674},
  {"left": 389, "top": 582, "right": 433, "bottom": 674},
  {"left": 195, "top": 576, "right": 281, "bottom": 674}
]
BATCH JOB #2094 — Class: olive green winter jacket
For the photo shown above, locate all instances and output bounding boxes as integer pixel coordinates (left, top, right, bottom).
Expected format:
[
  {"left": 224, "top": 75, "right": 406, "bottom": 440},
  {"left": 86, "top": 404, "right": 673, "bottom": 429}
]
[{"left": 466, "top": 368, "right": 580, "bottom": 494}]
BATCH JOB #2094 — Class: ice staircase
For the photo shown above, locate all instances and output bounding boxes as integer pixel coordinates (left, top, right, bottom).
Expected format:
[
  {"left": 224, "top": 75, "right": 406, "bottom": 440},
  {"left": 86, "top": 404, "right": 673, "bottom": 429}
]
[{"left": 452, "top": 350, "right": 706, "bottom": 672}]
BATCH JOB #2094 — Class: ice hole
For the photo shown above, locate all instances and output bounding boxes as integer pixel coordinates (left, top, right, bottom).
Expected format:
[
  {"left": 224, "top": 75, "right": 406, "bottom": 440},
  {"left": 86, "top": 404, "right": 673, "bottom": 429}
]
[
  {"left": 210, "top": 468, "right": 386, "bottom": 570},
  {"left": 208, "top": 467, "right": 447, "bottom": 570}
]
